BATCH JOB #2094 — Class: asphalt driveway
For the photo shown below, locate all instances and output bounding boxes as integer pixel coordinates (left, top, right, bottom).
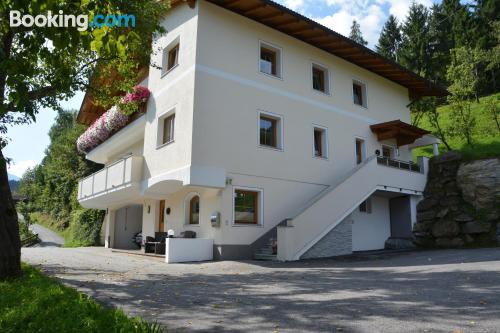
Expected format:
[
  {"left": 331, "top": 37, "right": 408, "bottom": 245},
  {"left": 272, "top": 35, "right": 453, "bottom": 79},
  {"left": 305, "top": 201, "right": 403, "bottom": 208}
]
[{"left": 21, "top": 247, "right": 500, "bottom": 333}]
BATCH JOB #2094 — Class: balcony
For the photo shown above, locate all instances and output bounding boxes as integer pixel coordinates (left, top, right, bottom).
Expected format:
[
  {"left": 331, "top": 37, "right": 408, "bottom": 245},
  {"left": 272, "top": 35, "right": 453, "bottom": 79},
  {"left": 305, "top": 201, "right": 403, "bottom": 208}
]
[
  {"left": 78, "top": 155, "right": 143, "bottom": 209},
  {"left": 376, "top": 156, "right": 422, "bottom": 173}
]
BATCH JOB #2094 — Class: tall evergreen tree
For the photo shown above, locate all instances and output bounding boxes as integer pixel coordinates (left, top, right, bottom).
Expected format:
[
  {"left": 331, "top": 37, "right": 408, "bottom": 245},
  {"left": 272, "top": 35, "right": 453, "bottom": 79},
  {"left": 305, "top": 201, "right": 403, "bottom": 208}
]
[
  {"left": 376, "top": 15, "right": 401, "bottom": 61},
  {"left": 428, "top": 4, "right": 453, "bottom": 84},
  {"left": 399, "top": 3, "right": 431, "bottom": 78},
  {"left": 349, "top": 20, "right": 368, "bottom": 46}
]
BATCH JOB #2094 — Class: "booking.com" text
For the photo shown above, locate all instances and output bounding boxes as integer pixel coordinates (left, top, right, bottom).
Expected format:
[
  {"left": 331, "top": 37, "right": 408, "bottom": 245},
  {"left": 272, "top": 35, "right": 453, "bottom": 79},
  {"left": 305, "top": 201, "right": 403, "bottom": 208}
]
[{"left": 10, "top": 10, "right": 136, "bottom": 32}]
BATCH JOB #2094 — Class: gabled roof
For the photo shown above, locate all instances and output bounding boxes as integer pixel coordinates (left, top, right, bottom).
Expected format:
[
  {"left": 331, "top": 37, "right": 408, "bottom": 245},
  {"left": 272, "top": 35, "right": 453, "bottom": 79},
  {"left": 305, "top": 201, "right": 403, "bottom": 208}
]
[{"left": 205, "top": 0, "right": 447, "bottom": 98}]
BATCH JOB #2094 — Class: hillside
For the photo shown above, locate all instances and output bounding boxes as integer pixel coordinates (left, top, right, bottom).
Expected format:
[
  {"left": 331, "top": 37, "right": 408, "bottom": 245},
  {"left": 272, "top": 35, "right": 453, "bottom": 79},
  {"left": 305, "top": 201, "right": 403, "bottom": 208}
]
[
  {"left": 412, "top": 93, "right": 500, "bottom": 160},
  {"left": 9, "top": 180, "right": 19, "bottom": 194}
]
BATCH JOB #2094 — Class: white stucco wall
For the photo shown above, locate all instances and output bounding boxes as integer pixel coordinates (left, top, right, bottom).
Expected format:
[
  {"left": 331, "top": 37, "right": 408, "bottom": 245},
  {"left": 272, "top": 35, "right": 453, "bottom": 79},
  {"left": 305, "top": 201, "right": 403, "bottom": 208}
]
[
  {"left": 95, "top": 1, "right": 426, "bottom": 253},
  {"left": 142, "top": 3, "right": 199, "bottom": 180},
  {"left": 351, "top": 195, "right": 391, "bottom": 251}
]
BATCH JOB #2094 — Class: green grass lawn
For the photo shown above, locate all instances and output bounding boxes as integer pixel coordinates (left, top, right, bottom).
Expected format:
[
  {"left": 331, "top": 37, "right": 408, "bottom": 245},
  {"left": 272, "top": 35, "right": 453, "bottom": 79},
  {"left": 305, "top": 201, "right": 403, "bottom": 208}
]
[
  {"left": 0, "top": 264, "right": 165, "bottom": 333},
  {"left": 412, "top": 93, "right": 500, "bottom": 160}
]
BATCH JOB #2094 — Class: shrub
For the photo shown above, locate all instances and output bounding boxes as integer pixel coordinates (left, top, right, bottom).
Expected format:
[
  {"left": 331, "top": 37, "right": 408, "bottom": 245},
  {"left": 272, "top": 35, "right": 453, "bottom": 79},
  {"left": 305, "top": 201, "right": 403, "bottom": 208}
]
[{"left": 66, "top": 209, "right": 105, "bottom": 247}]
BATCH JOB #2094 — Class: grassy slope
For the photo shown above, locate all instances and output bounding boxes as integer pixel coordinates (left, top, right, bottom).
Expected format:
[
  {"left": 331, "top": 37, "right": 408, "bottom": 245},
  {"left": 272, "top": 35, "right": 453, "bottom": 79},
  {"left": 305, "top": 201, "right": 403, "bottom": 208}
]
[
  {"left": 0, "top": 264, "right": 165, "bottom": 333},
  {"left": 412, "top": 93, "right": 500, "bottom": 160}
]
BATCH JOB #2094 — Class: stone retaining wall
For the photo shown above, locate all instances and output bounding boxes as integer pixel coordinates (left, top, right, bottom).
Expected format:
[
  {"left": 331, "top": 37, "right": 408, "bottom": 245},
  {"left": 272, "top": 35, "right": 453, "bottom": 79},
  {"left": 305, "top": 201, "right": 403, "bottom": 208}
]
[{"left": 413, "top": 152, "right": 500, "bottom": 248}]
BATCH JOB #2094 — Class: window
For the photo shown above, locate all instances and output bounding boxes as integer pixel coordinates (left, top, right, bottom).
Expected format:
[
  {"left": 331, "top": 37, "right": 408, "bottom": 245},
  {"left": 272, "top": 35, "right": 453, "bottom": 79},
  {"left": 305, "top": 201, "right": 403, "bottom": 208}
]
[
  {"left": 352, "top": 80, "right": 367, "bottom": 107},
  {"left": 162, "top": 40, "right": 179, "bottom": 75},
  {"left": 167, "top": 44, "right": 179, "bottom": 70},
  {"left": 312, "top": 64, "right": 329, "bottom": 94},
  {"left": 259, "top": 42, "right": 282, "bottom": 78},
  {"left": 259, "top": 112, "right": 282, "bottom": 149},
  {"left": 189, "top": 196, "right": 200, "bottom": 225},
  {"left": 313, "top": 126, "right": 328, "bottom": 158},
  {"left": 359, "top": 198, "right": 372, "bottom": 214},
  {"left": 355, "top": 138, "right": 365, "bottom": 165},
  {"left": 234, "top": 190, "right": 259, "bottom": 225},
  {"left": 161, "top": 114, "right": 175, "bottom": 145}
]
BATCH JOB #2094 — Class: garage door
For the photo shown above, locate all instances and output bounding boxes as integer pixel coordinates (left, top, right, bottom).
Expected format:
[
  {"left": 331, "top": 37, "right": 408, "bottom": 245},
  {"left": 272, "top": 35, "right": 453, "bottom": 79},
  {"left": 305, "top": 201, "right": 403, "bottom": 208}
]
[{"left": 114, "top": 205, "right": 143, "bottom": 249}]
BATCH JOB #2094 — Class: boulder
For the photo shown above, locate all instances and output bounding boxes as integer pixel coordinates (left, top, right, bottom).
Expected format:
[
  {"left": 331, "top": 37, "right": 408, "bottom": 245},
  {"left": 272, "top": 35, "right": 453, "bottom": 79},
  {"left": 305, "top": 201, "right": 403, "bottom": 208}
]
[
  {"left": 417, "top": 210, "right": 436, "bottom": 222},
  {"left": 436, "top": 237, "right": 464, "bottom": 248},
  {"left": 462, "top": 221, "right": 491, "bottom": 234},
  {"left": 417, "top": 198, "right": 438, "bottom": 212},
  {"left": 457, "top": 158, "right": 500, "bottom": 220},
  {"left": 413, "top": 221, "right": 433, "bottom": 232},
  {"left": 436, "top": 208, "right": 449, "bottom": 218},
  {"left": 432, "top": 220, "right": 460, "bottom": 238},
  {"left": 440, "top": 196, "right": 461, "bottom": 207},
  {"left": 385, "top": 238, "right": 416, "bottom": 250},
  {"left": 454, "top": 213, "right": 474, "bottom": 223}
]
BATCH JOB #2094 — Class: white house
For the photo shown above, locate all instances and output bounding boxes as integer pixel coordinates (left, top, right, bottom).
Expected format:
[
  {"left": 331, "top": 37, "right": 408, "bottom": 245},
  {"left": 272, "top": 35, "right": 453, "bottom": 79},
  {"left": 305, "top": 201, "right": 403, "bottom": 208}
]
[{"left": 76, "top": 0, "right": 445, "bottom": 262}]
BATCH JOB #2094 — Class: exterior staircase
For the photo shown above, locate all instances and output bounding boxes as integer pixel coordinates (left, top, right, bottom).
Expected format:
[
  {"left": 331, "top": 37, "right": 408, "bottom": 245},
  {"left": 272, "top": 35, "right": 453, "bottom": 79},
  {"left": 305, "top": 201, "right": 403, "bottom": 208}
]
[
  {"left": 277, "top": 155, "right": 428, "bottom": 261},
  {"left": 253, "top": 238, "right": 277, "bottom": 261}
]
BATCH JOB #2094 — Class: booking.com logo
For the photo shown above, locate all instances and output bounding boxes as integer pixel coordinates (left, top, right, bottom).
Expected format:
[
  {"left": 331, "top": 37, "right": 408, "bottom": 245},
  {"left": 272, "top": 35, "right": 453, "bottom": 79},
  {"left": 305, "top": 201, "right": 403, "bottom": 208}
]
[{"left": 9, "top": 10, "right": 136, "bottom": 32}]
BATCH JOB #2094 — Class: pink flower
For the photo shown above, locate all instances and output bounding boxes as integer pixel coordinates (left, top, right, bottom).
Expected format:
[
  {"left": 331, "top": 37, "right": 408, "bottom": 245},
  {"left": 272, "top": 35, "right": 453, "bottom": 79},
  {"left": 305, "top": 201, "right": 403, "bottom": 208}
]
[
  {"left": 121, "top": 85, "right": 151, "bottom": 105},
  {"left": 77, "top": 106, "right": 130, "bottom": 154}
]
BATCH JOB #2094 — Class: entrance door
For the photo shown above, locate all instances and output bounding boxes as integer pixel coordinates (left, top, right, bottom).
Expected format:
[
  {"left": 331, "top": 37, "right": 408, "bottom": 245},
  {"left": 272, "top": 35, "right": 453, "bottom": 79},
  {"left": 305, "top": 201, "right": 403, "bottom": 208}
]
[
  {"left": 389, "top": 196, "right": 412, "bottom": 238},
  {"left": 382, "top": 145, "right": 395, "bottom": 158},
  {"left": 159, "top": 200, "right": 165, "bottom": 232},
  {"left": 355, "top": 138, "right": 365, "bottom": 165}
]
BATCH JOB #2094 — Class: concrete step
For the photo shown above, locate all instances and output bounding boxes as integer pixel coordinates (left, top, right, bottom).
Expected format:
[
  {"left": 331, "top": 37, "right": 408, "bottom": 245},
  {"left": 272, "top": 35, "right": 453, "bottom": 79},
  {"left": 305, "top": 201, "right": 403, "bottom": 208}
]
[
  {"left": 255, "top": 248, "right": 274, "bottom": 255},
  {"left": 254, "top": 253, "right": 278, "bottom": 261}
]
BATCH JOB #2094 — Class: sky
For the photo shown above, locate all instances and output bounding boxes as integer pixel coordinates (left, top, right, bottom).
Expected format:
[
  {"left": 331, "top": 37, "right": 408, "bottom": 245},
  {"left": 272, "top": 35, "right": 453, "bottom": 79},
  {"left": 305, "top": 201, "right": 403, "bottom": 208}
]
[
  {"left": 6, "top": 91, "right": 84, "bottom": 178},
  {"left": 7, "top": 0, "right": 443, "bottom": 178},
  {"left": 275, "top": 0, "right": 437, "bottom": 48}
]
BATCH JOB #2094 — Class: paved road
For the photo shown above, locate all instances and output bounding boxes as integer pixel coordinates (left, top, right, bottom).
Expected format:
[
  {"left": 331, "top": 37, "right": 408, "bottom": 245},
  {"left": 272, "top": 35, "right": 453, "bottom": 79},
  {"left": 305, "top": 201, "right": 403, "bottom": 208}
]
[
  {"left": 21, "top": 247, "right": 500, "bottom": 333},
  {"left": 28, "top": 224, "right": 64, "bottom": 247}
]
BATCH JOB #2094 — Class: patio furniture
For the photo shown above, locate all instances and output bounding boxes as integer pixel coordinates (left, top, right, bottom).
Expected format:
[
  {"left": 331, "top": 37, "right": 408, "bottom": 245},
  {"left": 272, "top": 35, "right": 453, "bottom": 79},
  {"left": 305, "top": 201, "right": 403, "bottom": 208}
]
[{"left": 144, "top": 232, "right": 169, "bottom": 255}]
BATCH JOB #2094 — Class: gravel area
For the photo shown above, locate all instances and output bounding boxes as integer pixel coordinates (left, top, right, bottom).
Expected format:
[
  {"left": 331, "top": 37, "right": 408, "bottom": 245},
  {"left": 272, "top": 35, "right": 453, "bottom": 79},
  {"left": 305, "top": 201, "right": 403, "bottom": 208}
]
[
  {"left": 28, "top": 224, "right": 64, "bottom": 247},
  {"left": 21, "top": 246, "right": 500, "bottom": 333}
]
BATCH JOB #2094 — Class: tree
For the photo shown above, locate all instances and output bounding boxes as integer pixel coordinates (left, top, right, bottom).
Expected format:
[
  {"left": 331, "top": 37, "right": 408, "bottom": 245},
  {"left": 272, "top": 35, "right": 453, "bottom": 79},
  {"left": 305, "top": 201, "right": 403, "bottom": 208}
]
[
  {"left": 399, "top": 3, "right": 431, "bottom": 77},
  {"left": 349, "top": 20, "right": 368, "bottom": 46},
  {"left": 485, "top": 96, "right": 500, "bottom": 133},
  {"left": 446, "top": 47, "right": 484, "bottom": 146},
  {"left": 411, "top": 97, "right": 452, "bottom": 151},
  {"left": 0, "top": 0, "right": 169, "bottom": 278},
  {"left": 19, "top": 110, "right": 104, "bottom": 245},
  {"left": 376, "top": 15, "right": 401, "bottom": 61}
]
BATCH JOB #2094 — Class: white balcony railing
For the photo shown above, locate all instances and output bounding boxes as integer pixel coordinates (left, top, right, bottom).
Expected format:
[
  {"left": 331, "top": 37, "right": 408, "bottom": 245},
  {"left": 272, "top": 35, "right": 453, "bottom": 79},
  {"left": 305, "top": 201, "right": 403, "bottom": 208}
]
[{"left": 78, "top": 155, "right": 143, "bottom": 201}]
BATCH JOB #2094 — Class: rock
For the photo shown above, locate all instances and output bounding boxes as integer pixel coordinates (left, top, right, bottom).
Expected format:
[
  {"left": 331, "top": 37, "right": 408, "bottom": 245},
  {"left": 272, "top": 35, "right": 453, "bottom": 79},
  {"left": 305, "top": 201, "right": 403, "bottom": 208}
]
[
  {"left": 417, "top": 210, "right": 436, "bottom": 222},
  {"left": 413, "top": 221, "right": 433, "bottom": 232},
  {"left": 454, "top": 213, "right": 474, "bottom": 223},
  {"left": 436, "top": 237, "right": 464, "bottom": 248},
  {"left": 457, "top": 158, "right": 500, "bottom": 218},
  {"left": 417, "top": 198, "right": 438, "bottom": 212},
  {"left": 432, "top": 220, "right": 460, "bottom": 238},
  {"left": 462, "top": 221, "right": 491, "bottom": 234},
  {"left": 440, "top": 196, "right": 461, "bottom": 207},
  {"left": 464, "top": 234, "right": 475, "bottom": 243},
  {"left": 436, "top": 208, "right": 449, "bottom": 218},
  {"left": 385, "top": 238, "right": 416, "bottom": 250}
]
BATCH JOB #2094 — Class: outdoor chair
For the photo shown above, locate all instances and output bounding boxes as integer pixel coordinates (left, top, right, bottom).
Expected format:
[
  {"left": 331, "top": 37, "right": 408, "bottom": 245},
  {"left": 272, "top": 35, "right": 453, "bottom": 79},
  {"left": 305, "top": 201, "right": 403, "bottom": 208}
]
[{"left": 144, "top": 232, "right": 169, "bottom": 255}]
